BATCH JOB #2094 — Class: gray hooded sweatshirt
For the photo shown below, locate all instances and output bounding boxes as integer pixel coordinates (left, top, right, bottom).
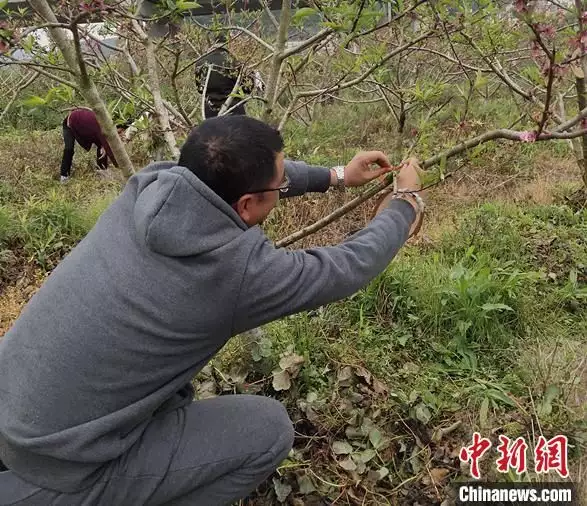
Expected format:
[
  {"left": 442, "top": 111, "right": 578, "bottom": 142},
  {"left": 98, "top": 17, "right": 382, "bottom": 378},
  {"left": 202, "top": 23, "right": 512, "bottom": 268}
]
[{"left": 0, "top": 160, "right": 415, "bottom": 493}]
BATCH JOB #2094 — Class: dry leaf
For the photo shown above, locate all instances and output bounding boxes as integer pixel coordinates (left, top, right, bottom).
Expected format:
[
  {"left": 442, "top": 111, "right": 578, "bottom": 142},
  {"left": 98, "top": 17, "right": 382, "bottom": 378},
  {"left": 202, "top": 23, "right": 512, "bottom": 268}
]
[
  {"left": 339, "top": 457, "right": 357, "bottom": 471},
  {"left": 354, "top": 366, "right": 372, "bottom": 385},
  {"left": 332, "top": 440, "right": 353, "bottom": 455},
  {"left": 272, "top": 369, "right": 291, "bottom": 391},
  {"left": 337, "top": 365, "right": 354, "bottom": 384},
  {"left": 279, "top": 353, "right": 305, "bottom": 377},
  {"left": 424, "top": 467, "right": 450, "bottom": 486}
]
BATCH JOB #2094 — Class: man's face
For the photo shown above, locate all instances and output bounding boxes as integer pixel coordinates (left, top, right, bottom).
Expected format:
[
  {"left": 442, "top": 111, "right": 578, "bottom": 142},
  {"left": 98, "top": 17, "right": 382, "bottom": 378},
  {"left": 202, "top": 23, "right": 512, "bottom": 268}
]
[{"left": 235, "top": 151, "right": 285, "bottom": 227}]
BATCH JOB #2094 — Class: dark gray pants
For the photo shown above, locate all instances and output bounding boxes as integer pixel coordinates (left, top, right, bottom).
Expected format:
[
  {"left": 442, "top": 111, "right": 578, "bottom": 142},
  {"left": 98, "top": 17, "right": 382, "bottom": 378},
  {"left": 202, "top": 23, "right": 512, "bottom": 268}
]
[{"left": 0, "top": 395, "right": 294, "bottom": 506}]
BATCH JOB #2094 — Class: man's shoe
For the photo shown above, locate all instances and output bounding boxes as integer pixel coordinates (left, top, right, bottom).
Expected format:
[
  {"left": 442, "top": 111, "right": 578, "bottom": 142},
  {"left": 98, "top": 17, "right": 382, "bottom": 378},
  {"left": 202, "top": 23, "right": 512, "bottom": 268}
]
[{"left": 60, "top": 175, "right": 70, "bottom": 183}]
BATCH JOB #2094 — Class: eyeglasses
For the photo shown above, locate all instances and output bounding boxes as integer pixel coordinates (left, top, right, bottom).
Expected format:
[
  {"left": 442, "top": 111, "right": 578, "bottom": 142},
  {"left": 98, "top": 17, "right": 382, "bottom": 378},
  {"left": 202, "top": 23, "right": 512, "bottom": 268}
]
[{"left": 246, "top": 173, "right": 291, "bottom": 195}]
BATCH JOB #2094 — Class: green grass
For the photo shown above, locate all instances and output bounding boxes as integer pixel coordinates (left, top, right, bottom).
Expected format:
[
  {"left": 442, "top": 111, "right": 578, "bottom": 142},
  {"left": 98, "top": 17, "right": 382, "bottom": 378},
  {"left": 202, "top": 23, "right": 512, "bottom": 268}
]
[
  {"left": 0, "top": 181, "right": 119, "bottom": 271},
  {"left": 0, "top": 117, "right": 584, "bottom": 503},
  {"left": 216, "top": 201, "right": 586, "bottom": 499}
]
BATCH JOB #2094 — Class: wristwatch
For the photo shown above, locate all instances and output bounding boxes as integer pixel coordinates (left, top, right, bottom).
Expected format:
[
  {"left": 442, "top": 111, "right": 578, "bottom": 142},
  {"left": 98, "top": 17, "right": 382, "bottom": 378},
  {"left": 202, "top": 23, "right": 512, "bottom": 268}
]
[{"left": 331, "top": 165, "right": 345, "bottom": 191}]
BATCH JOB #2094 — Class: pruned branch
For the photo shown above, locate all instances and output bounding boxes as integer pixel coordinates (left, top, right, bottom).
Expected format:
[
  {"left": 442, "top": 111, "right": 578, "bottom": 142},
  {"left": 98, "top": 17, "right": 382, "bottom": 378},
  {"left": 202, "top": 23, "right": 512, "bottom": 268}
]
[{"left": 276, "top": 108, "right": 587, "bottom": 248}]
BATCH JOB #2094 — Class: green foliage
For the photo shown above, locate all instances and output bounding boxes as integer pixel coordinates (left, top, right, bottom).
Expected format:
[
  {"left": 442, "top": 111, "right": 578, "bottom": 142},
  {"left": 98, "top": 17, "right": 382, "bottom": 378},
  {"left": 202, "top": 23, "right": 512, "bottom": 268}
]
[
  {"left": 18, "top": 191, "right": 90, "bottom": 270},
  {"left": 21, "top": 83, "right": 75, "bottom": 111},
  {"left": 0, "top": 204, "right": 18, "bottom": 247},
  {"left": 253, "top": 201, "right": 586, "bottom": 439}
]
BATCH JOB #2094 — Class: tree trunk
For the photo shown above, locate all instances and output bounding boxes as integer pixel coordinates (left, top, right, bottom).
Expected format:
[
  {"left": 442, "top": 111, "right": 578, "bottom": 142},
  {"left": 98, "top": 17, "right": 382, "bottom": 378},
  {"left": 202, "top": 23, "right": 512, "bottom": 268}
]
[
  {"left": 263, "top": 0, "right": 291, "bottom": 124},
  {"left": 575, "top": 0, "right": 587, "bottom": 186},
  {"left": 28, "top": 0, "right": 135, "bottom": 178},
  {"left": 145, "top": 37, "right": 180, "bottom": 160}
]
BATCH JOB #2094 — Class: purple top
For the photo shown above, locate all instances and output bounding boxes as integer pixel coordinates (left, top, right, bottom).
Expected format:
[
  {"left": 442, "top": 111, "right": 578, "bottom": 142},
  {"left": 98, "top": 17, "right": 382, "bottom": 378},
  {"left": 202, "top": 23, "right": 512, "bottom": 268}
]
[{"left": 67, "top": 108, "right": 118, "bottom": 167}]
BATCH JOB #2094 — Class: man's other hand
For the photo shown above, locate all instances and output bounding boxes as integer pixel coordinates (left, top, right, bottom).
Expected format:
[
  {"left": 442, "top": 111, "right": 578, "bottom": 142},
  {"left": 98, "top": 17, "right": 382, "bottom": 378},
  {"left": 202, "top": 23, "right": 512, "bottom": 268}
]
[
  {"left": 372, "top": 157, "right": 424, "bottom": 226},
  {"left": 342, "top": 151, "right": 395, "bottom": 187},
  {"left": 395, "top": 157, "right": 423, "bottom": 192}
]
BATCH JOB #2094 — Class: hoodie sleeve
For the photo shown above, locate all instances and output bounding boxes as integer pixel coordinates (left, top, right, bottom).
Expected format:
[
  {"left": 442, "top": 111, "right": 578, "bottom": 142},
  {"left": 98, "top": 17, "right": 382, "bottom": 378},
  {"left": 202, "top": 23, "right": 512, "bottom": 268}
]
[
  {"left": 283, "top": 160, "right": 332, "bottom": 198},
  {"left": 231, "top": 198, "right": 415, "bottom": 335}
]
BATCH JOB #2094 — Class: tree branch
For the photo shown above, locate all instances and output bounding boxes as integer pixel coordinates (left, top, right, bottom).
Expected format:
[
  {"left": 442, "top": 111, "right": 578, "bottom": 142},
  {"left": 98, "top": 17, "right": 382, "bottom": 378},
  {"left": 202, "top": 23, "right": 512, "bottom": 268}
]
[
  {"left": 281, "top": 28, "right": 333, "bottom": 59},
  {"left": 0, "top": 70, "right": 39, "bottom": 124},
  {"left": 276, "top": 110, "right": 587, "bottom": 248},
  {"left": 295, "top": 31, "right": 435, "bottom": 99}
]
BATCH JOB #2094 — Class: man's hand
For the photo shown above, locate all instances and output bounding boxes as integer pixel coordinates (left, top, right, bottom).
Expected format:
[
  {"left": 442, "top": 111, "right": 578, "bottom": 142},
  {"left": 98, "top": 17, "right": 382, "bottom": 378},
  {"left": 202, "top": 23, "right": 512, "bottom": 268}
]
[
  {"left": 334, "top": 151, "right": 395, "bottom": 188},
  {"left": 395, "top": 157, "right": 423, "bottom": 192},
  {"left": 372, "top": 157, "right": 425, "bottom": 238}
]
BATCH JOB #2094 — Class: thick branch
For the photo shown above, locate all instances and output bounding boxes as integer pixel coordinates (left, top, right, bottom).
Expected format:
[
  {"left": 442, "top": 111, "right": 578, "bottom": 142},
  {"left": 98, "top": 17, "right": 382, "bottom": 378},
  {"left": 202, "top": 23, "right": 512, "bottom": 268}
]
[
  {"left": 144, "top": 35, "right": 180, "bottom": 159},
  {"left": 276, "top": 113, "right": 587, "bottom": 248},
  {"left": 263, "top": 0, "right": 291, "bottom": 122}
]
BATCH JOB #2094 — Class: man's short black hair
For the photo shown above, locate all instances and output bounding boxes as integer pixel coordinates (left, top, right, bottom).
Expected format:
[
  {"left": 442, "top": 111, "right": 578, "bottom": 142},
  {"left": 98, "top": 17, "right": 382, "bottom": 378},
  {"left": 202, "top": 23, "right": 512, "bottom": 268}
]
[{"left": 178, "top": 115, "right": 284, "bottom": 204}]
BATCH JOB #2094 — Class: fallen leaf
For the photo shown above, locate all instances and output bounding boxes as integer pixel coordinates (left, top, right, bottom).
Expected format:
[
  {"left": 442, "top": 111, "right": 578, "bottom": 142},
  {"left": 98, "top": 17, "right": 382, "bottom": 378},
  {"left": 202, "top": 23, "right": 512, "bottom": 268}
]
[
  {"left": 272, "top": 477, "right": 292, "bottom": 502},
  {"left": 272, "top": 369, "right": 291, "bottom": 391},
  {"left": 429, "top": 467, "right": 450, "bottom": 485},
  {"left": 367, "top": 467, "right": 390, "bottom": 483},
  {"left": 355, "top": 448, "right": 376, "bottom": 463},
  {"left": 415, "top": 404, "right": 431, "bottom": 424},
  {"left": 297, "top": 474, "right": 316, "bottom": 495},
  {"left": 339, "top": 457, "right": 357, "bottom": 471},
  {"left": 369, "top": 428, "right": 383, "bottom": 449},
  {"left": 196, "top": 380, "right": 217, "bottom": 399},
  {"left": 337, "top": 365, "right": 354, "bottom": 384},
  {"left": 345, "top": 426, "right": 364, "bottom": 439},
  {"left": 279, "top": 353, "right": 305, "bottom": 377},
  {"left": 332, "top": 440, "right": 353, "bottom": 455},
  {"left": 228, "top": 365, "right": 248, "bottom": 384},
  {"left": 355, "top": 460, "right": 367, "bottom": 474},
  {"left": 354, "top": 366, "right": 372, "bottom": 385},
  {"left": 372, "top": 378, "right": 388, "bottom": 395}
]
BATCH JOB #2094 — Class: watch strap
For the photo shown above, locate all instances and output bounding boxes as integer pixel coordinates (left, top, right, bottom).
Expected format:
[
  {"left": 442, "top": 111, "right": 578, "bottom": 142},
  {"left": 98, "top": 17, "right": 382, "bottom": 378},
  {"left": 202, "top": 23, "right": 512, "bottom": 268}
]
[{"left": 332, "top": 165, "right": 345, "bottom": 190}]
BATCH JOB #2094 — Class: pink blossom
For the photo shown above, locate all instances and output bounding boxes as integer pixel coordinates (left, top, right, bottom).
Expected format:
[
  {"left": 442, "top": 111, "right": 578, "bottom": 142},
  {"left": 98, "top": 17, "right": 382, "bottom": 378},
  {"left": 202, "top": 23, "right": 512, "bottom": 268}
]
[
  {"left": 514, "top": 0, "right": 528, "bottom": 13},
  {"left": 569, "top": 35, "right": 580, "bottom": 50},
  {"left": 582, "top": 11, "right": 587, "bottom": 23},
  {"left": 519, "top": 131, "right": 537, "bottom": 142},
  {"left": 537, "top": 23, "right": 555, "bottom": 38},
  {"left": 552, "top": 64, "right": 567, "bottom": 77},
  {"left": 79, "top": 0, "right": 106, "bottom": 13}
]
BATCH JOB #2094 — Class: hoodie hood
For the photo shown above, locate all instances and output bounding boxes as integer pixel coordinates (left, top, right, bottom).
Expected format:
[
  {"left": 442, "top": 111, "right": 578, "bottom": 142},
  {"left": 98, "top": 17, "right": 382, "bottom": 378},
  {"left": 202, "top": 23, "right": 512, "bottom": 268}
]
[{"left": 133, "top": 163, "right": 248, "bottom": 257}]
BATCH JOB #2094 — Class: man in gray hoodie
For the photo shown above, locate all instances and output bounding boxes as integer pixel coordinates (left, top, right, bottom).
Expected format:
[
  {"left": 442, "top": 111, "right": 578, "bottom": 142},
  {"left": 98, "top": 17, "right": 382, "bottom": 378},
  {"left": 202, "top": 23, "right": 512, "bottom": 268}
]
[{"left": 0, "top": 116, "right": 423, "bottom": 505}]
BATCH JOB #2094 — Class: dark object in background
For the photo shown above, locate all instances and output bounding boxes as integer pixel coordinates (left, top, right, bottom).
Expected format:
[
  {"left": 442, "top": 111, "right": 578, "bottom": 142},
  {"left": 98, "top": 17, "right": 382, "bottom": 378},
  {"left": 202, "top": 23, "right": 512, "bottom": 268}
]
[{"left": 195, "top": 42, "right": 254, "bottom": 119}]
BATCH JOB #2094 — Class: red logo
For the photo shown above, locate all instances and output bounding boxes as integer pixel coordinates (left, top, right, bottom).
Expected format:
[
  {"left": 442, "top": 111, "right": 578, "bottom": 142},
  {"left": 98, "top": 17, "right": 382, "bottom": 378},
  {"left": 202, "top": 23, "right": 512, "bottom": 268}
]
[
  {"left": 535, "top": 435, "right": 569, "bottom": 478},
  {"left": 495, "top": 435, "right": 528, "bottom": 474},
  {"left": 459, "top": 432, "right": 492, "bottom": 479}
]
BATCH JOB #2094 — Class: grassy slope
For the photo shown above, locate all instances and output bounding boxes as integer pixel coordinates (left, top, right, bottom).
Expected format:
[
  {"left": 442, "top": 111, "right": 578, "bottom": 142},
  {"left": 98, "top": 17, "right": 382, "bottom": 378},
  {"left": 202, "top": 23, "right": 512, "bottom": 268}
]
[{"left": 0, "top": 104, "right": 585, "bottom": 504}]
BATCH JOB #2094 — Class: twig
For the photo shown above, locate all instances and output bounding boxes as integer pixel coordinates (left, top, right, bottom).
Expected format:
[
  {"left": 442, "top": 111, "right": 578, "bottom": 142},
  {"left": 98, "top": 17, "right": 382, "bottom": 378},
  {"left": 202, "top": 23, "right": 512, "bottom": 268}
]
[
  {"left": 201, "top": 64, "right": 212, "bottom": 121},
  {"left": 0, "top": 70, "right": 39, "bottom": 123}
]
